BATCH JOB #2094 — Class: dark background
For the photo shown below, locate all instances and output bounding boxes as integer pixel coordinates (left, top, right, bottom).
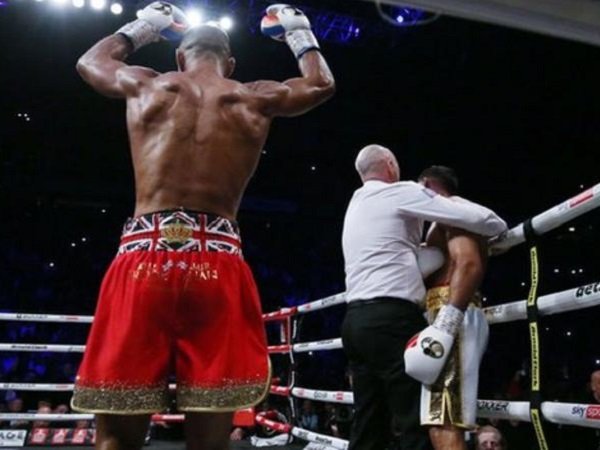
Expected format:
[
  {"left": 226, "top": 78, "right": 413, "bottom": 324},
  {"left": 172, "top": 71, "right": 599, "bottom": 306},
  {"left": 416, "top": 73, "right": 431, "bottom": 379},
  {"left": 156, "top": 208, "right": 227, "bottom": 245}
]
[{"left": 1, "top": 0, "right": 599, "bottom": 445}]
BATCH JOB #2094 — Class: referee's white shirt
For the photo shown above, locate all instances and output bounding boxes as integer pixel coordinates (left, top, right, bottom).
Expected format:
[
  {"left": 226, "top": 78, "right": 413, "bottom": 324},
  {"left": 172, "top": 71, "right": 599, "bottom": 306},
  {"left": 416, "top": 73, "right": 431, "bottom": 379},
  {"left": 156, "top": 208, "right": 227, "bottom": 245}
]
[{"left": 342, "top": 180, "right": 507, "bottom": 304}]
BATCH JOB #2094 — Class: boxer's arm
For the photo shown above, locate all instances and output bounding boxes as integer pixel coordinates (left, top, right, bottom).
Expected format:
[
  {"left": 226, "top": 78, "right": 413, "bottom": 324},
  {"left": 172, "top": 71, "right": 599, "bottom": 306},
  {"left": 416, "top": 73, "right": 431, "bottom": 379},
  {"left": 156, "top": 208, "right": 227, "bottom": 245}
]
[
  {"left": 247, "top": 51, "right": 335, "bottom": 117},
  {"left": 76, "top": 35, "right": 158, "bottom": 98},
  {"left": 447, "top": 230, "right": 487, "bottom": 311}
]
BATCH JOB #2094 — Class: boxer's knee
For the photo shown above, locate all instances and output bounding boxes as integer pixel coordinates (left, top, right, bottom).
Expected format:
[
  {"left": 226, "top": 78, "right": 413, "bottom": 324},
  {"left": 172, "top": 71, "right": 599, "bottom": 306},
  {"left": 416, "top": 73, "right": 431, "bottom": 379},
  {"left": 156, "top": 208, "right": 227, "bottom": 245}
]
[{"left": 429, "top": 425, "right": 467, "bottom": 450}]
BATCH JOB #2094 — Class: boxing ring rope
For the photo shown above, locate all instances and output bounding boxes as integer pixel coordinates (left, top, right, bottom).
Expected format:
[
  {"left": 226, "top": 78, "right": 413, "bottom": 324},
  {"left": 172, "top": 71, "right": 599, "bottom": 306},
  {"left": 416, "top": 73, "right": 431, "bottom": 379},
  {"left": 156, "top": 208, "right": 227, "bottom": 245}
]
[
  {"left": 0, "top": 383, "right": 178, "bottom": 391},
  {"left": 1, "top": 184, "right": 599, "bottom": 444},
  {"left": 0, "top": 413, "right": 185, "bottom": 423}
]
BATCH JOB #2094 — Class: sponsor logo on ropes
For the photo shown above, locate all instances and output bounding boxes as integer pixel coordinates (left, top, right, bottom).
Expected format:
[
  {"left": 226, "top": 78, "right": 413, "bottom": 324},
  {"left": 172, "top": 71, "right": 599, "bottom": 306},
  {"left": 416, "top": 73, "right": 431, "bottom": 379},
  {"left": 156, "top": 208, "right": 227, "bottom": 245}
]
[
  {"left": 295, "top": 430, "right": 309, "bottom": 440},
  {"left": 313, "top": 391, "right": 328, "bottom": 400},
  {"left": 15, "top": 314, "right": 48, "bottom": 320},
  {"left": 484, "top": 306, "right": 504, "bottom": 317},
  {"left": 11, "top": 344, "right": 48, "bottom": 350},
  {"left": 569, "top": 189, "right": 594, "bottom": 208},
  {"left": 314, "top": 435, "right": 335, "bottom": 445},
  {"left": 575, "top": 282, "right": 600, "bottom": 298},
  {"left": 477, "top": 400, "right": 509, "bottom": 412},
  {"left": 335, "top": 392, "right": 345, "bottom": 402},
  {"left": 0, "top": 430, "right": 27, "bottom": 447},
  {"left": 586, "top": 405, "right": 600, "bottom": 420},
  {"left": 572, "top": 406, "right": 586, "bottom": 418}
]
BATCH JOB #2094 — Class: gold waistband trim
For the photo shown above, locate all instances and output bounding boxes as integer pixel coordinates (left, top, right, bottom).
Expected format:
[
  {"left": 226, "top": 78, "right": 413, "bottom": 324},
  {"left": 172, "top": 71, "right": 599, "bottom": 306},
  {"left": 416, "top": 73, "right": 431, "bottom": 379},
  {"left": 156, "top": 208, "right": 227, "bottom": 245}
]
[{"left": 425, "top": 286, "right": 481, "bottom": 312}]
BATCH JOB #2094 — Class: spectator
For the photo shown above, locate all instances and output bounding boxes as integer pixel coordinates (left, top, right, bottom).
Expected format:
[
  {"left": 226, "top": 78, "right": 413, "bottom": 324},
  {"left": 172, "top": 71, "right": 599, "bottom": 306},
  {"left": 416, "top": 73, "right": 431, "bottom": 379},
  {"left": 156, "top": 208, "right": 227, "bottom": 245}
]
[
  {"left": 476, "top": 425, "right": 506, "bottom": 450},
  {"left": 299, "top": 399, "right": 318, "bottom": 431},
  {"left": 7, "top": 394, "right": 29, "bottom": 429},
  {"left": 592, "top": 370, "right": 600, "bottom": 403},
  {"left": 32, "top": 401, "right": 52, "bottom": 428}
]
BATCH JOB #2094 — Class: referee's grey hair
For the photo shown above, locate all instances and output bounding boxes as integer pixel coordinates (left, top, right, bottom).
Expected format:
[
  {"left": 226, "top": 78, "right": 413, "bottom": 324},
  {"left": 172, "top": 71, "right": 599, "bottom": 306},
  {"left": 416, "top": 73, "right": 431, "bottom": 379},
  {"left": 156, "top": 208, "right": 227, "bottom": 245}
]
[{"left": 354, "top": 144, "right": 395, "bottom": 177}]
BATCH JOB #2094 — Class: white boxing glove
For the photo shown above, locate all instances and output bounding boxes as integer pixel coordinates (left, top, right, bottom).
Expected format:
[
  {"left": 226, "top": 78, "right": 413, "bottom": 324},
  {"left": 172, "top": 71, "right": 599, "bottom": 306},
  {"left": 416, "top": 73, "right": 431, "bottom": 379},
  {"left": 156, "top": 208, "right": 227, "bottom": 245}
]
[
  {"left": 116, "top": 1, "right": 189, "bottom": 51},
  {"left": 416, "top": 246, "right": 444, "bottom": 278},
  {"left": 260, "top": 4, "right": 320, "bottom": 58},
  {"left": 404, "top": 304, "right": 464, "bottom": 385}
]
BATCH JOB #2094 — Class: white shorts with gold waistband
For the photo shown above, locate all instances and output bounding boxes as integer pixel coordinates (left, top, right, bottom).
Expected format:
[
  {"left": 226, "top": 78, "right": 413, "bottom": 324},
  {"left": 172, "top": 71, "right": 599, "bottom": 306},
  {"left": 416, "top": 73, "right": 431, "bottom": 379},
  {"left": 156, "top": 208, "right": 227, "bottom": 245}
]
[{"left": 420, "top": 286, "right": 489, "bottom": 430}]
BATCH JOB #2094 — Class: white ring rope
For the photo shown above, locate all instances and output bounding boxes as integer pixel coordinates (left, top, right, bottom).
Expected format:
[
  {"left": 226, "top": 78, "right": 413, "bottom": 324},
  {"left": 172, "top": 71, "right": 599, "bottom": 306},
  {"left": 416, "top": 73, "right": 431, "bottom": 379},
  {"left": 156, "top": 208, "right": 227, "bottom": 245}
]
[
  {"left": 293, "top": 338, "right": 343, "bottom": 353},
  {"left": 0, "top": 383, "right": 74, "bottom": 391},
  {"left": 0, "top": 383, "right": 177, "bottom": 391},
  {"left": 489, "top": 182, "right": 600, "bottom": 252},
  {"left": 0, "top": 313, "right": 93, "bottom": 324},
  {"left": 477, "top": 400, "right": 600, "bottom": 430},
  {"left": 7, "top": 278, "right": 598, "bottom": 354},
  {"left": 0, "top": 344, "right": 85, "bottom": 353},
  {"left": 484, "top": 280, "right": 600, "bottom": 324},
  {"left": 296, "top": 293, "right": 347, "bottom": 315},
  {"left": 0, "top": 413, "right": 185, "bottom": 422},
  {"left": 269, "top": 385, "right": 600, "bottom": 430},
  {"left": 291, "top": 427, "right": 349, "bottom": 450}
]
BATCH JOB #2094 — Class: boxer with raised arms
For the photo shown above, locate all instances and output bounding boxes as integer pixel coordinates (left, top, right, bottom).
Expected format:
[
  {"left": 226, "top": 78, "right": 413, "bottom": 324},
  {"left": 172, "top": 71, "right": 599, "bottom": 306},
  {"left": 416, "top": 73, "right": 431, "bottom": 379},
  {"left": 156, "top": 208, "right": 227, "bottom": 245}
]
[{"left": 70, "top": 3, "right": 334, "bottom": 450}]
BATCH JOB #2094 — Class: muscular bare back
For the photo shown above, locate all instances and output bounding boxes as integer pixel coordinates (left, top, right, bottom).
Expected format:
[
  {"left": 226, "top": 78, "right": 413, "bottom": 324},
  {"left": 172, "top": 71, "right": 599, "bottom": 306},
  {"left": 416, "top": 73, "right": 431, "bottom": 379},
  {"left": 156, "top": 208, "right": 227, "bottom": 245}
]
[
  {"left": 128, "top": 71, "right": 272, "bottom": 219},
  {"left": 77, "top": 33, "right": 334, "bottom": 220}
]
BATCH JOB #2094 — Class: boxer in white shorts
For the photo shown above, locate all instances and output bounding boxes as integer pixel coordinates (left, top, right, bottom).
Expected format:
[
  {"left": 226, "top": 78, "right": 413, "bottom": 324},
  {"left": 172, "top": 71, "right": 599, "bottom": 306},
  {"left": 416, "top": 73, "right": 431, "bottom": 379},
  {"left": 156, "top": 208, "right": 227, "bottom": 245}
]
[{"left": 405, "top": 166, "right": 495, "bottom": 450}]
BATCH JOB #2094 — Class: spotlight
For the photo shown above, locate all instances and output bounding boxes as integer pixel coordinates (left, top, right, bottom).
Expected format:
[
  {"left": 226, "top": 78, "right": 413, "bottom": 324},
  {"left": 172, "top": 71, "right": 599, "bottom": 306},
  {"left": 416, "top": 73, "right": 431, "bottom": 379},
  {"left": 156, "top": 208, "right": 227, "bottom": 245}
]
[
  {"left": 110, "top": 2, "right": 122, "bottom": 14},
  {"left": 219, "top": 16, "right": 233, "bottom": 30},
  {"left": 90, "top": 0, "right": 106, "bottom": 10},
  {"left": 72, "top": 0, "right": 84, "bottom": 7},
  {"left": 50, "top": 0, "right": 68, "bottom": 7},
  {"left": 395, "top": 14, "right": 405, "bottom": 23},
  {"left": 186, "top": 8, "right": 202, "bottom": 28}
]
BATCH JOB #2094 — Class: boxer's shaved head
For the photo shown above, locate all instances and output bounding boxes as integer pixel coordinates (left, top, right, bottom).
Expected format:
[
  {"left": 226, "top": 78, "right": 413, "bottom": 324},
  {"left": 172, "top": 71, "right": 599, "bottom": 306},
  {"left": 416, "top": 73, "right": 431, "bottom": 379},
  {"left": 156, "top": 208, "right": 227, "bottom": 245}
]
[
  {"left": 177, "top": 26, "right": 234, "bottom": 75},
  {"left": 355, "top": 144, "right": 400, "bottom": 183}
]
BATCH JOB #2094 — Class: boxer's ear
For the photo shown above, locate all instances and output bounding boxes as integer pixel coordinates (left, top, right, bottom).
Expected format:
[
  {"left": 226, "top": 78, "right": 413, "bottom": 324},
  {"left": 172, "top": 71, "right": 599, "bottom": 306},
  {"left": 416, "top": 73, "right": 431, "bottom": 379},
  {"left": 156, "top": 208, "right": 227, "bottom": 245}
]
[
  {"left": 225, "top": 57, "right": 236, "bottom": 78},
  {"left": 176, "top": 50, "right": 186, "bottom": 72}
]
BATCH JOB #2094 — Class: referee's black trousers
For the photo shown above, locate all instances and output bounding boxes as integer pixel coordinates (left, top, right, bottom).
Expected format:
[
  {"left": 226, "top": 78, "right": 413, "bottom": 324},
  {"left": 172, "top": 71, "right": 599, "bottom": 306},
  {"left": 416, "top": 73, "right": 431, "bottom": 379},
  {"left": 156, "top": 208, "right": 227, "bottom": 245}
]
[{"left": 341, "top": 297, "right": 432, "bottom": 450}]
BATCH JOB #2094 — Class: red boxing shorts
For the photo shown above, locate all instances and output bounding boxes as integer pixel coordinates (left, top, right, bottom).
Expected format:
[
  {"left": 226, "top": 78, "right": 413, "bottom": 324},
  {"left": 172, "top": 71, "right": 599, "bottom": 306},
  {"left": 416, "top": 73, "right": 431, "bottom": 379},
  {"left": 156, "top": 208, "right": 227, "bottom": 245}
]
[{"left": 71, "top": 209, "right": 270, "bottom": 414}]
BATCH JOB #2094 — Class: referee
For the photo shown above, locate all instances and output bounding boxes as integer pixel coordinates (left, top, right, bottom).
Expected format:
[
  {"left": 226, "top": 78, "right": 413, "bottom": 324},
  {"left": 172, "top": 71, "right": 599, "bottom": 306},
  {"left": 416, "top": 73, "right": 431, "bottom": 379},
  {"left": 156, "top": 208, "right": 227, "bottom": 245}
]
[{"left": 341, "top": 145, "right": 507, "bottom": 450}]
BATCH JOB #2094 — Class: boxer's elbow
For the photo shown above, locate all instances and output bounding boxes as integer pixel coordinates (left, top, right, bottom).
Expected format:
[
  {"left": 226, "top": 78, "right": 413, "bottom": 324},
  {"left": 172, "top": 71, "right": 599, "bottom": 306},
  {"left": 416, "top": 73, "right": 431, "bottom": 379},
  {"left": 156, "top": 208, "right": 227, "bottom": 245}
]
[
  {"left": 76, "top": 54, "right": 96, "bottom": 81},
  {"left": 314, "top": 74, "right": 336, "bottom": 101}
]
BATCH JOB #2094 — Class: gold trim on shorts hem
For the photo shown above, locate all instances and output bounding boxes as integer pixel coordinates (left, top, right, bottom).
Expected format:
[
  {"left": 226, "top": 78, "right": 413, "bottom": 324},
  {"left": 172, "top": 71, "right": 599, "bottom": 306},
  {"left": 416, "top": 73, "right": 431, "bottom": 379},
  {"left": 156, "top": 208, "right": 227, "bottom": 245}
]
[
  {"left": 70, "top": 384, "right": 169, "bottom": 414},
  {"left": 177, "top": 359, "right": 272, "bottom": 412}
]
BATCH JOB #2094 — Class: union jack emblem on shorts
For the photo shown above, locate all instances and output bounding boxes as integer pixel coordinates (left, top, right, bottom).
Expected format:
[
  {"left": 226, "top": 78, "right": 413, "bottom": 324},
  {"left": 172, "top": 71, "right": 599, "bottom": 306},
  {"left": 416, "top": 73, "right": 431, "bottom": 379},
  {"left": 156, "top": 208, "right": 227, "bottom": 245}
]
[{"left": 118, "top": 210, "right": 242, "bottom": 256}]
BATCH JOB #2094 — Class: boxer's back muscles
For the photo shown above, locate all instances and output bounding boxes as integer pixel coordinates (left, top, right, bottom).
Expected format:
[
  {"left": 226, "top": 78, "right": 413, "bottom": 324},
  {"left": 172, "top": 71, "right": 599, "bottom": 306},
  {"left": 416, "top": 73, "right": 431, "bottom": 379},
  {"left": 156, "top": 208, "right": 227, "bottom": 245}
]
[{"left": 77, "top": 36, "right": 334, "bottom": 219}]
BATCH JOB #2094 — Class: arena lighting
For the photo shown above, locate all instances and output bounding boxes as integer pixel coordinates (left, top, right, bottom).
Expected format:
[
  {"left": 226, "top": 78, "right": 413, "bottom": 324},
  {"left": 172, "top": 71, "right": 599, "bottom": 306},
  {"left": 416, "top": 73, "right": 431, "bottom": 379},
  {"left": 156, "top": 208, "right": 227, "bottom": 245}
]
[
  {"left": 72, "top": 0, "right": 84, "bottom": 7},
  {"left": 50, "top": 0, "right": 69, "bottom": 7},
  {"left": 110, "top": 2, "right": 122, "bottom": 14},
  {"left": 186, "top": 8, "right": 202, "bottom": 28},
  {"left": 90, "top": 0, "right": 106, "bottom": 10},
  {"left": 219, "top": 16, "right": 233, "bottom": 30}
]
